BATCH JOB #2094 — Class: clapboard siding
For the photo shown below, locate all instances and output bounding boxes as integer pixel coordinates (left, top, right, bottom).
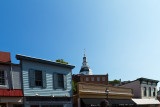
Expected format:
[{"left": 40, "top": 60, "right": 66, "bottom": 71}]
[
  {"left": 12, "top": 65, "right": 22, "bottom": 89},
  {"left": 0, "top": 64, "right": 21, "bottom": 89},
  {"left": 22, "top": 60, "right": 73, "bottom": 97}
]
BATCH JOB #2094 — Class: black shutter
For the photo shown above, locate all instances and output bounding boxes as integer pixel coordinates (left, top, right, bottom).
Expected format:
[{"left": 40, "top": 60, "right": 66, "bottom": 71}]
[
  {"left": 63, "top": 74, "right": 67, "bottom": 90},
  {"left": 29, "top": 69, "right": 35, "bottom": 87},
  {"left": 53, "top": 73, "right": 58, "bottom": 89},
  {"left": 42, "top": 71, "right": 46, "bottom": 88}
]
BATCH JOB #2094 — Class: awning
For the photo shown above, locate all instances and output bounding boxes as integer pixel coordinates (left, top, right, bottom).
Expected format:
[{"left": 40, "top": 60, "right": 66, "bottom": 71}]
[
  {"left": 81, "top": 98, "right": 135, "bottom": 106},
  {"left": 108, "top": 99, "right": 135, "bottom": 106},
  {"left": 132, "top": 99, "right": 160, "bottom": 105},
  {"left": 81, "top": 99, "right": 103, "bottom": 105},
  {"left": 0, "top": 89, "right": 23, "bottom": 97}
]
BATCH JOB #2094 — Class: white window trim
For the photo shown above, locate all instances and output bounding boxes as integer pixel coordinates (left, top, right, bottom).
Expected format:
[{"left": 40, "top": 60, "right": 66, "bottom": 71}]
[{"left": 0, "top": 70, "right": 7, "bottom": 88}]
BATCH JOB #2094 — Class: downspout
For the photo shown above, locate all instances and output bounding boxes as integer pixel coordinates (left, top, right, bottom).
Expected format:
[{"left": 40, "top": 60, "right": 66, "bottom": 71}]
[
  {"left": 21, "top": 61, "right": 25, "bottom": 107},
  {"left": 10, "top": 63, "right": 13, "bottom": 90}
]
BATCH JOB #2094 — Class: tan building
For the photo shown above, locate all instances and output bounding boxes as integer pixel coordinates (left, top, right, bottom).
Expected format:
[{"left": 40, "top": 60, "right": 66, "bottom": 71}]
[{"left": 74, "top": 82, "right": 135, "bottom": 107}]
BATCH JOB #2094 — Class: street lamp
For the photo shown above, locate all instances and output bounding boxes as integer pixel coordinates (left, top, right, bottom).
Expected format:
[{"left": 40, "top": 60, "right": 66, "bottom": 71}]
[
  {"left": 105, "top": 88, "right": 109, "bottom": 100},
  {"left": 105, "top": 88, "right": 109, "bottom": 107}
]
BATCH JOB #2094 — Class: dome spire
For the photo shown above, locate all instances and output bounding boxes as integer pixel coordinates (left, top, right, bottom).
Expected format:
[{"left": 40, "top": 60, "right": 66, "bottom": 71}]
[{"left": 79, "top": 49, "right": 93, "bottom": 75}]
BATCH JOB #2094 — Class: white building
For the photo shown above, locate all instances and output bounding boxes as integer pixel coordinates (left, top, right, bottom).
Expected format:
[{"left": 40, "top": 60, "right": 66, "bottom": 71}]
[{"left": 122, "top": 78, "right": 160, "bottom": 107}]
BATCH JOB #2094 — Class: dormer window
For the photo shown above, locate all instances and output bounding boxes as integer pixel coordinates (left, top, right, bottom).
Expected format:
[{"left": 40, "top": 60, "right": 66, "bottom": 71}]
[{"left": 0, "top": 70, "right": 5, "bottom": 85}]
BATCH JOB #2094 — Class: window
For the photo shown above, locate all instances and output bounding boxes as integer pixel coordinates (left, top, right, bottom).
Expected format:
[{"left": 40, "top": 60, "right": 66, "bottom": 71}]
[
  {"left": 35, "top": 70, "right": 42, "bottom": 86},
  {"left": 57, "top": 74, "right": 64, "bottom": 88},
  {"left": 143, "top": 87, "right": 146, "bottom": 96},
  {"left": 0, "top": 70, "right": 5, "bottom": 85},
  {"left": 153, "top": 88, "right": 156, "bottom": 96},
  {"left": 53, "top": 73, "right": 66, "bottom": 89},
  {"left": 91, "top": 77, "right": 94, "bottom": 81},
  {"left": 86, "top": 77, "right": 89, "bottom": 81},
  {"left": 102, "top": 77, "right": 106, "bottom": 81},
  {"left": 97, "top": 77, "right": 100, "bottom": 81},
  {"left": 29, "top": 69, "right": 46, "bottom": 88},
  {"left": 149, "top": 87, "right": 151, "bottom": 97}
]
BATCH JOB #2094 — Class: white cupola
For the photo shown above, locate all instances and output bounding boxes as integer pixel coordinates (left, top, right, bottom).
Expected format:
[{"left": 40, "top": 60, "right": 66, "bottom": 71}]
[{"left": 79, "top": 49, "right": 92, "bottom": 75}]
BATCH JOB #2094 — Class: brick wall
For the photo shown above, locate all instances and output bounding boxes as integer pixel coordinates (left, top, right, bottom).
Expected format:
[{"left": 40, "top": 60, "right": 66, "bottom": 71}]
[{"left": 72, "top": 74, "right": 108, "bottom": 85}]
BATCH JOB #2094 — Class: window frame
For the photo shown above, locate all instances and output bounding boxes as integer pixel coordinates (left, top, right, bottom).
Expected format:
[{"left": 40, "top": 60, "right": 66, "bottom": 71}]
[
  {"left": 91, "top": 77, "right": 94, "bottom": 81},
  {"left": 149, "top": 87, "right": 151, "bottom": 97},
  {"left": 57, "top": 73, "right": 64, "bottom": 89},
  {"left": 29, "top": 69, "right": 46, "bottom": 88},
  {"left": 86, "top": 77, "right": 89, "bottom": 81},
  {"left": 102, "top": 77, "right": 106, "bottom": 81},
  {"left": 0, "top": 70, "right": 5, "bottom": 85},
  {"left": 35, "top": 70, "right": 43, "bottom": 87},
  {"left": 97, "top": 77, "right": 100, "bottom": 81},
  {"left": 153, "top": 88, "right": 156, "bottom": 96},
  {"left": 143, "top": 87, "right": 147, "bottom": 97}
]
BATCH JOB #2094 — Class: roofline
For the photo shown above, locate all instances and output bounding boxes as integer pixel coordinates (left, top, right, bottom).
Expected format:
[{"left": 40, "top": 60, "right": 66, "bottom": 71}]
[
  {"left": 122, "top": 77, "right": 159, "bottom": 86},
  {"left": 137, "top": 77, "right": 159, "bottom": 83},
  {"left": 16, "top": 54, "right": 75, "bottom": 69}
]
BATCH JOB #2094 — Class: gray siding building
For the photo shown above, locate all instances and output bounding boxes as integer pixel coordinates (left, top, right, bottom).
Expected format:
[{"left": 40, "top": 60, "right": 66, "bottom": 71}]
[{"left": 16, "top": 54, "right": 75, "bottom": 107}]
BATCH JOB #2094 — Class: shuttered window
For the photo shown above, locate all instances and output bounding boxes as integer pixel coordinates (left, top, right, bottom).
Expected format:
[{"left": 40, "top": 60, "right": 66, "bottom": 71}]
[
  {"left": 53, "top": 73, "right": 67, "bottom": 89},
  {"left": 58, "top": 74, "right": 64, "bottom": 88},
  {"left": 29, "top": 69, "right": 46, "bottom": 88},
  {"left": 35, "top": 70, "right": 42, "bottom": 86}
]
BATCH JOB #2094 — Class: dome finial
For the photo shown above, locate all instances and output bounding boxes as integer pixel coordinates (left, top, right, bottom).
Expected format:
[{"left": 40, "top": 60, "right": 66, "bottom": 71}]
[{"left": 84, "top": 48, "right": 85, "bottom": 57}]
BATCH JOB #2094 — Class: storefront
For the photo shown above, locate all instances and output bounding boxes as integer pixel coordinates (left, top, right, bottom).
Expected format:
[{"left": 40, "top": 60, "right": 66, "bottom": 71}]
[
  {"left": 24, "top": 97, "right": 72, "bottom": 107},
  {"left": 75, "top": 82, "right": 136, "bottom": 107},
  {"left": 80, "top": 98, "right": 135, "bottom": 107}
]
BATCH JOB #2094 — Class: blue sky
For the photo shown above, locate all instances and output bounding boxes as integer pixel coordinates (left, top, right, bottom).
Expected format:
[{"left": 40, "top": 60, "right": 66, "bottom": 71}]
[{"left": 1, "top": 0, "right": 160, "bottom": 86}]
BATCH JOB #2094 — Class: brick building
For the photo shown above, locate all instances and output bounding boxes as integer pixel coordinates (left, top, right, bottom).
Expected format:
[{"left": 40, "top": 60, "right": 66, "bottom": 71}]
[{"left": 72, "top": 74, "right": 108, "bottom": 85}]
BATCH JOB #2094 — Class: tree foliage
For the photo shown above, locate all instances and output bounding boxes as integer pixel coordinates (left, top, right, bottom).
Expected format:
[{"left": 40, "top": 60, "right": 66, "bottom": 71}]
[
  {"left": 109, "top": 79, "right": 120, "bottom": 84},
  {"left": 56, "top": 59, "right": 69, "bottom": 64},
  {"left": 72, "top": 80, "right": 77, "bottom": 94}
]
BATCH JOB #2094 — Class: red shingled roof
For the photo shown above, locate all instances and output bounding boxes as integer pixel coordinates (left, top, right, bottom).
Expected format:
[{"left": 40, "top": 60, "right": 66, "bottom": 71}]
[{"left": 0, "top": 51, "right": 11, "bottom": 63}]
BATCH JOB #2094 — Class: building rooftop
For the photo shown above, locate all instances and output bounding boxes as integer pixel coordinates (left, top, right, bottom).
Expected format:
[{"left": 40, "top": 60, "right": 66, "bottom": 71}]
[
  {"left": 16, "top": 54, "right": 75, "bottom": 69},
  {"left": 137, "top": 77, "right": 159, "bottom": 83}
]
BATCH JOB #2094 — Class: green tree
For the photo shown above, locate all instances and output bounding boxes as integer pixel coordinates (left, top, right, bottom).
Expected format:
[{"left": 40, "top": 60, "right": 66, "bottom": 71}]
[
  {"left": 109, "top": 79, "right": 120, "bottom": 85},
  {"left": 72, "top": 80, "right": 77, "bottom": 94},
  {"left": 56, "top": 59, "right": 69, "bottom": 64}
]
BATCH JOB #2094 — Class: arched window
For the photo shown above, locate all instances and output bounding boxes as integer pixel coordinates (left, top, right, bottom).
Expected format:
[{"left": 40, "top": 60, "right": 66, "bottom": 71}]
[
  {"left": 153, "top": 88, "right": 156, "bottom": 96},
  {"left": 143, "top": 87, "right": 146, "bottom": 96},
  {"left": 149, "top": 87, "right": 151, "bottom": 97}
]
